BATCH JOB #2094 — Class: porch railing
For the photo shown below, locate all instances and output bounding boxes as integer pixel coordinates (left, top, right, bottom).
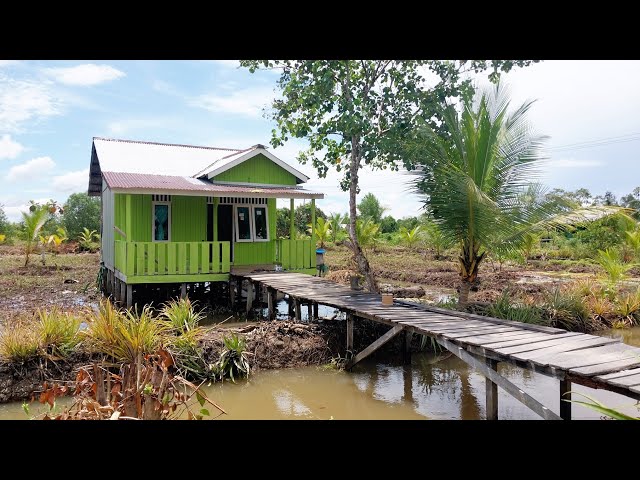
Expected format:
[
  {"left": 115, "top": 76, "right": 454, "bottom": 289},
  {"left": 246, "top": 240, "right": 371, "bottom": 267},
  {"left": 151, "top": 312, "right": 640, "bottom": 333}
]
[
  {"left": 115, "top": 241, "right": 231, "bottom": 277},
  {"left": 275, "top": 239, "right": 315, "bottom": 270}
]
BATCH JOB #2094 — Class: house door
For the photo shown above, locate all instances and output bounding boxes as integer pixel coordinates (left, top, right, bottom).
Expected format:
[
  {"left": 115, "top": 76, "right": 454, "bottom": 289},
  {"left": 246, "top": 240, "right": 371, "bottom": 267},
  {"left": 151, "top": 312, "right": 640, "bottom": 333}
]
[{"left": 217, "top": 204, "right": 233, "bottom": 262}]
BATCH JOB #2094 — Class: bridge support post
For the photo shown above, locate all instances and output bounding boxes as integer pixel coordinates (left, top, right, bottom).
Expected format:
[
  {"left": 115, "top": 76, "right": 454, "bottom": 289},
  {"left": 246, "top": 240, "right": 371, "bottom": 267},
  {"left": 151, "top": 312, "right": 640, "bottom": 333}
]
[
  {"left": 288, "top": 295, "right": 294, "bottom": 318},
  {"left": 346, "top": 313, "right": 354, "bottom": 360},
  {"left": 560, "top": 379, "right": 571, "bottom": 420},
  {"left": 486, "top": 358, "right": 499, "bottom": 420},
  {"left": 313, "top": 302, "right": 319, "bottom": 321},
  {"left": 403, "top": 331, "right": 413, "bottom": 365},
  {"left": 307, "top": 303, "right": 312, "bottom": 322}
]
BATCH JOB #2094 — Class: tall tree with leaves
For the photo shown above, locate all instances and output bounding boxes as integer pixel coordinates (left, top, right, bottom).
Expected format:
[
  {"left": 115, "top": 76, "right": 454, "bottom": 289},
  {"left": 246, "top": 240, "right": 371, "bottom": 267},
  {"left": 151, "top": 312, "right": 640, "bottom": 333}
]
[
  {"left": 240, "top": 60, "right": 536, "bottom": 292},
  {"left": 409, "top": 83, "right": 617, "bottom": 307},
  {"left": 358, "top": 193, "right": 386, "bottom": 223}
]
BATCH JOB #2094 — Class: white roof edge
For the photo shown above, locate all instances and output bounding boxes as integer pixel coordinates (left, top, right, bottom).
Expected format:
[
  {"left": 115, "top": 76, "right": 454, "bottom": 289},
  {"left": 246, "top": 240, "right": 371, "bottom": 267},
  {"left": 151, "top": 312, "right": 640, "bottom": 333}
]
[
  {"left": 202, "top": 148, "right": 310, "bottom": 183},
  {"left": 109, "top": 187, "right": 324, "bottom": 199}
]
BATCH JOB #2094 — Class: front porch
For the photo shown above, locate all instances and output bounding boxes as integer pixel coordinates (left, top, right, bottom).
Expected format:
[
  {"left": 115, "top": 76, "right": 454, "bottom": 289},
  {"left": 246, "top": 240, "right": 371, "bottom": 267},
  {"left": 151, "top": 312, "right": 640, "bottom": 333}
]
[{"left": 112, "top": 237, "right": 317, "bottom": 284}]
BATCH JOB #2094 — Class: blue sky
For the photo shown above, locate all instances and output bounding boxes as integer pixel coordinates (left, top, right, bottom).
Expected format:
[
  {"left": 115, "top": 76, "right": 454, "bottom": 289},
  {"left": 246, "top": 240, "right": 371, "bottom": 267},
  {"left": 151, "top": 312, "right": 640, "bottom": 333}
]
[{"left": 1, "top": 60, "right": 639, "bottom": 221}]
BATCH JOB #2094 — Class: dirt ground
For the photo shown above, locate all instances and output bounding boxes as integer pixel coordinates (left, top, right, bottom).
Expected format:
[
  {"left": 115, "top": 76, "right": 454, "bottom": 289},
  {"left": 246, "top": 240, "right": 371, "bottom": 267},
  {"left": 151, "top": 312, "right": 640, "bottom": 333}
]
[
  {"left": 0, "top": 246, "right": 101, "bottom": 323},
  {"left": 323, "top": 244, "right": 640, "bottom": 304}
]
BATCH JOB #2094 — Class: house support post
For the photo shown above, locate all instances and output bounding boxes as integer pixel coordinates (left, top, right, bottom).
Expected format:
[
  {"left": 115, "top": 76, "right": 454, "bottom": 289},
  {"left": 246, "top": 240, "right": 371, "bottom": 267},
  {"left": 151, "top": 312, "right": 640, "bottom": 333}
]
[
  {"left": 126, "top": 284, "right": 133, "bottom": 309},
  {"left": 267, "top": 288, "right": 276, "bottom": 320},
  {"left": 229, "top": 280, "right": 235, "bottom": 307},
  {"left": 180, "top": 283, "right": 187, "bottom": 299},
  {"left": 120, "top": 280, "right": 126, "bottom": 308},
  {"left": 246, "top": 281, "right": 253, "bottom": 315},
  {"left": 294, "top": 298, "right": 301, "bottom": 321}
]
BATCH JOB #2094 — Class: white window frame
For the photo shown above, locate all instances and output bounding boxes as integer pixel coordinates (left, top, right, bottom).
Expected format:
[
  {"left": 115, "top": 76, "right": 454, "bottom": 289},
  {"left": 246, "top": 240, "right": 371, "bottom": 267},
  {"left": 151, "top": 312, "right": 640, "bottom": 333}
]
[
  {"left": 152, "top": 201, "right": 171, "bottom": 242},
  {"left": 233, "top": 203, "right": 270, "bottom": 242},
  {"left": 252, "top": 204, "right": 270, "bottom": 242},
  {"left": 234, "top": 204, "right": 254, "bottom": 243}
]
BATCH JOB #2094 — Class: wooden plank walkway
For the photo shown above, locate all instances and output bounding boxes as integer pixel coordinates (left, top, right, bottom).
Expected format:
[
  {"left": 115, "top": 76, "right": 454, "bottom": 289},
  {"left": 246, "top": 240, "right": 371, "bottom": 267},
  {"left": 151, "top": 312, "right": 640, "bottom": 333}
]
[{"left": 236, "top": 272, "right": 640, "bottom": 419}]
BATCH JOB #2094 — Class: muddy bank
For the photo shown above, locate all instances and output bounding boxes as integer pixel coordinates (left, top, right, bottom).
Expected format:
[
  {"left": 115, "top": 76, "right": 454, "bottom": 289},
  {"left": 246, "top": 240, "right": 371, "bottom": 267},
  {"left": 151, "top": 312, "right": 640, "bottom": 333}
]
[{"left": 0, "top": 317, "right": 410, "bottom": 404}]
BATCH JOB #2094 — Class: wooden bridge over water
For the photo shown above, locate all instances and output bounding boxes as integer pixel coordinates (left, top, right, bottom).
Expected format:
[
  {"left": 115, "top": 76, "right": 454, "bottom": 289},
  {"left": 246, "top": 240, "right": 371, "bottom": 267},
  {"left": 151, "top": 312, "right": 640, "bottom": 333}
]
[{"left": 234, "top": 272, "right": 640, "bottom": 420}]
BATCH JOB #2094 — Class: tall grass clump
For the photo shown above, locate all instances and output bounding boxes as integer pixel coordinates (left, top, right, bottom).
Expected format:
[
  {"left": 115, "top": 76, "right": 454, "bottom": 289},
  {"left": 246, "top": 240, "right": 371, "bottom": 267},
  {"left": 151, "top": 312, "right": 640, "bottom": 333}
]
[
  {"left": 542, "top": 287, "right": 592, "bottom": 332},
  {"left": 160, "top": 298, "right": 211, "bottom": 379},
  {"left": 37, "top": 307, "right": 83, "bottom": 358},
  {"left": 0, "top": 321, "right": 39, "bottom": 362},
  {"left": 486, "top": 291, "right": 544, "bottom": 324},
  {"left": 85, "top": 301, "right": 168, "bottom": 363}
]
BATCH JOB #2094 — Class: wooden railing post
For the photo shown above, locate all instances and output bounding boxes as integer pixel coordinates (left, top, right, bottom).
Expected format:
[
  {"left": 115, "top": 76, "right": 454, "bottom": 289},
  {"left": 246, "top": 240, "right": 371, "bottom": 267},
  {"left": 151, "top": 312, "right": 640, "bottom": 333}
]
[{"left": 560, "top": 379, "right": 571, "bottom": 420}]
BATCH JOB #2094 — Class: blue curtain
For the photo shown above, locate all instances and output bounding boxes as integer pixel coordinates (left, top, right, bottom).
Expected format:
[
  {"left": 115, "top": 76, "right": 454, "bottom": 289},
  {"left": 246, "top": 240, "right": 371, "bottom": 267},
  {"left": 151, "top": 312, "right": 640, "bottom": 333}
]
[{"left": 155, "top": 205, "right": 168, "bottom": 241}]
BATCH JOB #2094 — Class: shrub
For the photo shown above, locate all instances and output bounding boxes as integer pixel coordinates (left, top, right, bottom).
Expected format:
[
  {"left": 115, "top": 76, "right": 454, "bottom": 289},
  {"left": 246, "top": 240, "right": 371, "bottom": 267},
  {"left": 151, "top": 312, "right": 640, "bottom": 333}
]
[{"left": 213, "top": 334, "right": 251, "bottom": 382}]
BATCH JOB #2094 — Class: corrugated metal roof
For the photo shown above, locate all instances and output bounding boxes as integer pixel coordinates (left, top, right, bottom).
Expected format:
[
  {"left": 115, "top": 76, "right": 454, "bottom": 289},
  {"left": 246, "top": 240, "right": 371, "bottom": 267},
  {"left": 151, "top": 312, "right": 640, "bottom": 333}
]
[
  {"left": 93, "top": 137, "right": 242, "bottom": 176},
  {"left": 102, "top": 171, "right": 324, "bottom": 199},
  {"left": 89, "top": 137, "right": 311, "bottom": 195}
]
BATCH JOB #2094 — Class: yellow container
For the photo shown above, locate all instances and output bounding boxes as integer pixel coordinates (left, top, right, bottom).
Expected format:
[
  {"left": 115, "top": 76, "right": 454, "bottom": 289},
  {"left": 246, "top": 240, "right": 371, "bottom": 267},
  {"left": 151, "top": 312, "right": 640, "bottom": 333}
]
[{"left": 381, "top": 293, "right": 394, "bottom": 306}]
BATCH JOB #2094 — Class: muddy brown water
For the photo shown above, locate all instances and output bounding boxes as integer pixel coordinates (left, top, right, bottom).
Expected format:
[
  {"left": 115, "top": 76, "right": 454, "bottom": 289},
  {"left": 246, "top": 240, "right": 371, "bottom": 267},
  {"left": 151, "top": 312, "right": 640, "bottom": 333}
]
[
  {"left": 2, "top": 297, "right": 640, "bottom": 420},
  {"left": 2, "top": 326, "right": 640, "bottom": 420}
]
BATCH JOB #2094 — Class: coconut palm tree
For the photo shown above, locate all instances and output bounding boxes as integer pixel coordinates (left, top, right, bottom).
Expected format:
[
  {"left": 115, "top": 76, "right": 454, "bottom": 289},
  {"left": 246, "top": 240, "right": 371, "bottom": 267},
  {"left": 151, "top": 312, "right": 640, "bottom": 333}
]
[
  {"left": 410, "top": 83, "right": 617, "bottom": 307},
  {"left": 308, "top": 217, "right": 331, "bottom": 248},
  {"left": 399, "top": 225, "right": 422, "bottom": 249},
  {"left": 22, "top": 205, "right": 50, "bottom": 266},
  {"left": 328, "top": 212, "right": 348, "bottom": 244}
]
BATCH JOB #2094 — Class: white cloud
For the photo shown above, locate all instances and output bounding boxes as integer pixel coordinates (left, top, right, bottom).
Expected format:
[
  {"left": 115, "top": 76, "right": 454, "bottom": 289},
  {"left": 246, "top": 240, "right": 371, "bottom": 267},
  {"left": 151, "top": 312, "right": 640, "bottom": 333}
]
[
  {"left": 51, "top": 168, "right": 89, "bottom": 193},
  {"left": 0, "top": 74, "right": 61, "bottom": 132},
  {"left": 0, "top": 134, "right": 24, "bottom": 159},
  {"left": 551, "top": 158, "right": 604, "bottom": 168},
  {"left": 0, "top": 60, "right": 19, "bottom": 68},
  {"left": 6, "top": 156, "right": 55, "bottom": 182},
  {"left": 191, "top": 87, "right": 274, "bottom": 117},
  {"left": 43, "top": 64, "right": 125, "bottom": 86}
]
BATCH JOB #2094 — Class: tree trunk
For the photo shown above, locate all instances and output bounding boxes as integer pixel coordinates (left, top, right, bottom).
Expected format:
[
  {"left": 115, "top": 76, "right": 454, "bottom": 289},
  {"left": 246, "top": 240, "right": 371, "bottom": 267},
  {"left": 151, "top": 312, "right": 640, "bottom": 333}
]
[
  {"left": 347, "top": 137, "right": 378, "bottom": 293},
  {"left": 457, "top": 241, "right": 484, "bottom": 309},
  {"left": 458, "top": 280, "right": 471, "bottom": 308}
]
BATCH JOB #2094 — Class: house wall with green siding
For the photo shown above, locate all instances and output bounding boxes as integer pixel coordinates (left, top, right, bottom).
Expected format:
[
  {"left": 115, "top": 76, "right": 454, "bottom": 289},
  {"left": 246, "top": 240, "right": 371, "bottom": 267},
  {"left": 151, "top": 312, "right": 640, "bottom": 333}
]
[
  {"left": 114, "top": 195, "right": 278, "bottom": 266},
  {"left": 232, "top": 198, "right": 277, "bottom": 265},
  {"left": 114, "top": 194, "right": 207, "bottom": 243},
  {"left": 211, "top": 153, "right": 297, "bottom": 185}
]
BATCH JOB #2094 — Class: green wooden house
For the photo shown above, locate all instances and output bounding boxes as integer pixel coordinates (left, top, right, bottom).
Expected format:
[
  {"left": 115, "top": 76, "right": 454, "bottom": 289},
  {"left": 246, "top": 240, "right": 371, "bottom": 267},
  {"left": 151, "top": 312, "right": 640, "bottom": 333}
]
[{"left": 88, "top": 137, "right": 323, "bottom": 306}]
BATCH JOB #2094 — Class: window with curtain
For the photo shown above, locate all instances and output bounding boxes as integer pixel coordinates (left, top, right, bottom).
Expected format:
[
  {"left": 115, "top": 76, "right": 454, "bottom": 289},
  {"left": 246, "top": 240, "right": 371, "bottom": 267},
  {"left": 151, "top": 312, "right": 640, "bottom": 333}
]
[{"left": 153, "top": 203, "right": 170, "bottom": 241}]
